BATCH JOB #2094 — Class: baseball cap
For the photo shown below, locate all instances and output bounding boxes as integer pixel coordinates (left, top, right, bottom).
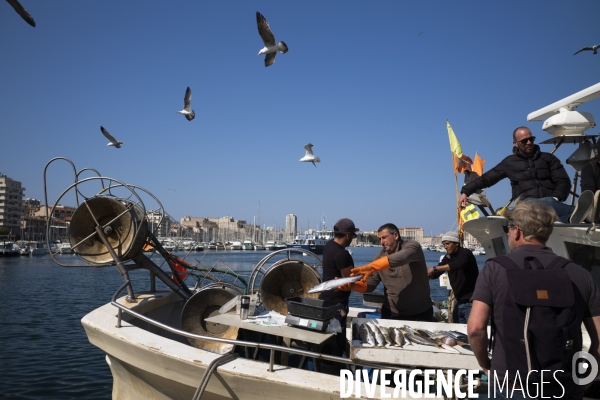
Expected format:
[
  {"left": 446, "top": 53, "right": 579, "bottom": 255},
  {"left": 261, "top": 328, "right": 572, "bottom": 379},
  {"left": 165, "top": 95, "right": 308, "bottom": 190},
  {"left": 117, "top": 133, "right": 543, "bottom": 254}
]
[{"left": 334, "top": 218, "right": 359, "bottom": 234}]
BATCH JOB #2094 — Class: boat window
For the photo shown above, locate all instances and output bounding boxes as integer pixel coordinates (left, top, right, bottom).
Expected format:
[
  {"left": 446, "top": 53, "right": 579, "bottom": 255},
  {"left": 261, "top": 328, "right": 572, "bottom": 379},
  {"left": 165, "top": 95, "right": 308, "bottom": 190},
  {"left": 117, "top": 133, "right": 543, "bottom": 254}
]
[{"left": 564, "top": 242, "right": 600, "bottom": 284}]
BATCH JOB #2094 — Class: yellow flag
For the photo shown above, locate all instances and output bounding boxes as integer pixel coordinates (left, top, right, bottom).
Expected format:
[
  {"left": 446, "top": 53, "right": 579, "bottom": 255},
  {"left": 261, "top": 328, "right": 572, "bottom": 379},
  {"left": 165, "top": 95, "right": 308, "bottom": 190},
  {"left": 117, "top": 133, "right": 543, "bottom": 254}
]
[{"left": 447, "top": 120, "right": 462, "bottom": 158}]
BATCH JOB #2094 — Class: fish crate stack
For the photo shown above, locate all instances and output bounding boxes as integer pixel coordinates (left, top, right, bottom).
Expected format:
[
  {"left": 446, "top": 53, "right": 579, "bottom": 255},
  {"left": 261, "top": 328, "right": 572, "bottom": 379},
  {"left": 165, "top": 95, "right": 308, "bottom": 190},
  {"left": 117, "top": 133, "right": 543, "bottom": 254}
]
[{"left": 350, "top": 318, "right": 486, "bottom": 371}]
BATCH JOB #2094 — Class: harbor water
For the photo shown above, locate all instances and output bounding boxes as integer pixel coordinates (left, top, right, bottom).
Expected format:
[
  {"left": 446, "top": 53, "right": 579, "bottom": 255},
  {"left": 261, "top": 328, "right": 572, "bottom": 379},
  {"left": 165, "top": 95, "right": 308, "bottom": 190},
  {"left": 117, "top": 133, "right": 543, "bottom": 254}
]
[{"left": 0, "top": 247, "right": 488, "bottom": 399}]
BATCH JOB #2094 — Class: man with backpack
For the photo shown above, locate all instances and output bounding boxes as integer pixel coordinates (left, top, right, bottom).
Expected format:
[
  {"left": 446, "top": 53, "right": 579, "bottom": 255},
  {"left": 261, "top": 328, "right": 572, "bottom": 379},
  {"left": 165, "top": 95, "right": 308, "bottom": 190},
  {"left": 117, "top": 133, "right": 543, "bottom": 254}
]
[{"left": 467, "top": 199, "right": 600, "bottom": 399}]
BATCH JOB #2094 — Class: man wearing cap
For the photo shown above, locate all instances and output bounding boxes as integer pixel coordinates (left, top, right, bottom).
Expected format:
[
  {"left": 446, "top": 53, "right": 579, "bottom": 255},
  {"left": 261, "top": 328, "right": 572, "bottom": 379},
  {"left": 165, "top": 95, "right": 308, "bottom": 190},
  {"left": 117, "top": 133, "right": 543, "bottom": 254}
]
[
  {"left": 427, "top": 231, "right": 479, "bottom": 323},
  {"left": 319, "top": 218, "right": 358, "bottom": 357},
  {"left": 340, "top": 223, "right": 433, "bottom": 321}
]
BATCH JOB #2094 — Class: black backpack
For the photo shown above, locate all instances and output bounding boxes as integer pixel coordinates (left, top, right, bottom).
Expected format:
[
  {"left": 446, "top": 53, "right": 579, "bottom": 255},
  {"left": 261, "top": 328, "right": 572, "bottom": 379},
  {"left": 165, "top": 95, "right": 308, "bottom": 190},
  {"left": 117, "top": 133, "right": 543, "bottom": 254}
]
[{"left": 490, "top": 254, "right": 586, "bottom": 381}]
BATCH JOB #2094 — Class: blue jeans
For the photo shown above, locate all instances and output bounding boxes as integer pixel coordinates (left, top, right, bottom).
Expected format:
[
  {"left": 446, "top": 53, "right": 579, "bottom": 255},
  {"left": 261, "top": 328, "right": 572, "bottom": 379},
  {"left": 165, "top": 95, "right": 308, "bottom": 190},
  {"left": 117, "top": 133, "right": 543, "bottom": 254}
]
[
  {"left": 531, "top": 197, "right": 574, "bottom": 223},
  {"left": 452, "top": 301, "right": 472, "bottom": 324}
]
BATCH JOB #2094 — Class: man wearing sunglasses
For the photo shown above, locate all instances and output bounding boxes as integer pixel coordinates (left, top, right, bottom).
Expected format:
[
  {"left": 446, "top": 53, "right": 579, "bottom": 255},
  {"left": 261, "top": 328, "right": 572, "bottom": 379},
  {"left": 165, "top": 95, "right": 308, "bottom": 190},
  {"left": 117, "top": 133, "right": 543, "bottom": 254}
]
[{"left": 458, "top": 126, "right": 573, "bottom": 222}]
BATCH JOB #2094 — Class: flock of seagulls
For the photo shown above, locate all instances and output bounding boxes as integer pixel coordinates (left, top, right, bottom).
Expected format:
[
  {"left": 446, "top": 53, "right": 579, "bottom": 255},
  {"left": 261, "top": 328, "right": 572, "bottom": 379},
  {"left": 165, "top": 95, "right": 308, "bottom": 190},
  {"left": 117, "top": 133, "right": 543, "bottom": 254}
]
[
  {"left": 93, "top": 11, "right": 313, "bottom": 166},
  {"left": 10, "top": 4, "right": 595, "bottom": 168}
]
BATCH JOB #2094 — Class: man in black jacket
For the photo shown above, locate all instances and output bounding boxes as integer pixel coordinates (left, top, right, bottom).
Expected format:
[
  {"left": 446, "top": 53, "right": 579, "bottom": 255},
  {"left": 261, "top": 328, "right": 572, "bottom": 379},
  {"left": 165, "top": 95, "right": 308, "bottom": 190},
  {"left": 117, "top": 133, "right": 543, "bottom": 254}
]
[
  {"left": 427, "top": 231, "right": 478, "bottom": 323},
  {"left": 458, "top": 126, "right": 574, "bottom": 222}
]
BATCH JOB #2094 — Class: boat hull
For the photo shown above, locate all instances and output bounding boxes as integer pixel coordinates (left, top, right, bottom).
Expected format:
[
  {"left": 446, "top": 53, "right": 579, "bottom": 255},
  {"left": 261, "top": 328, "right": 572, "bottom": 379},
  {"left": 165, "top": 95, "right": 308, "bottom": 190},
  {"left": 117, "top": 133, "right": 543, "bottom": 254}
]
[
  {"left": 286, "top": 243, "right": 324, "bottom": 255},
  {"left": 81, "top": 292, "right": 410, "bottom": 400}
]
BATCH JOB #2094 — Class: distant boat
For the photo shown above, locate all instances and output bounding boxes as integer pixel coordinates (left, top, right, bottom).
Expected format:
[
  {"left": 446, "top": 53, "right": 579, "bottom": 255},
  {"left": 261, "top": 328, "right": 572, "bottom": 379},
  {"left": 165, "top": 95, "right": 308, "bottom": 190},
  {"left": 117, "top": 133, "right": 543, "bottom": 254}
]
[
  {"left": 264, "top": 240, "right": 277, "bottom": 251},
  {"left": 286, "top": 234, "right": 327, "bottom": 255},
  {"left": 241, "top": 240, "right": 254, "bottom": 250},
  {"left": 253, "top": 243, "right": 265, "bottom": 250},
  {"left": 230, "top": 241, "right": 243, "bottom": 250},
  {"left": 0, "top": 242, "right": 19, "bottom": 257}
]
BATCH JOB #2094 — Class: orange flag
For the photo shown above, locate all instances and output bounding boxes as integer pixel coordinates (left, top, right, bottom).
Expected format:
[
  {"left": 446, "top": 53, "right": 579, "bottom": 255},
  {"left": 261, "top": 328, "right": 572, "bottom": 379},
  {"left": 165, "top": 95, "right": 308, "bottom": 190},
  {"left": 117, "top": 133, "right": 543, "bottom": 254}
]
[{"left": 472, "top": 152, "right": 485, "bottom": 176}]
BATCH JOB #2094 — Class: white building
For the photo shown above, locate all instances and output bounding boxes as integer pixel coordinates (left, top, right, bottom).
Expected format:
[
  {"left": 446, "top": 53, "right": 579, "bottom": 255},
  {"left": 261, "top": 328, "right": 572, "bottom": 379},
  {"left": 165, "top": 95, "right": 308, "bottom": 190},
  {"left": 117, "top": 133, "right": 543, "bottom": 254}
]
[
  {"left": 285, "top": 214, "right": 297, "bottom": 242},
  {"left": 0, "top": 173, "right": 25, "bottom": 237}
]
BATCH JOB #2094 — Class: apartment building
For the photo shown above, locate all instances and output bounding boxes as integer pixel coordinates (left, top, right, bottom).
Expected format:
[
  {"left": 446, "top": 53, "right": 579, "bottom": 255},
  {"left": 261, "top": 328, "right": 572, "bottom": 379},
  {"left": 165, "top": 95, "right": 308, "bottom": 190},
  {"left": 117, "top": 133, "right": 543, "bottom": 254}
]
[{"left": 0, "top": 173, "right": 25, "bottom": 236}]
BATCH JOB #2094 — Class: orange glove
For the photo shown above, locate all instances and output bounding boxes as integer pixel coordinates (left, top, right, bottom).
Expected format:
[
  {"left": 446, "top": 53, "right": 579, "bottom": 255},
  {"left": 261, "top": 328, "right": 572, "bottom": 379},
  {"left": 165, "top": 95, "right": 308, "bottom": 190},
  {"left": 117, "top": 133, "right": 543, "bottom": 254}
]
[
  {"left": 336, "top": 280, "right": 368, "bottom": 293},
  {"left": 350, "top": 256, "right": 391, "bottom": 282}
]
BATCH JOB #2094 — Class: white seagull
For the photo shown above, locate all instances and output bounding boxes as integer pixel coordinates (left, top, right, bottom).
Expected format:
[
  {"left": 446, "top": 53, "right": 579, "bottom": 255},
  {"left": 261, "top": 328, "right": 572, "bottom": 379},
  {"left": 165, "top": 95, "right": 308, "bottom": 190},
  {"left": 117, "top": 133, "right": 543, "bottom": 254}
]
[
  {"left": 256, "top": 11, "right": 288, "bottom": 67},
  {"left": 574, "top": 44, "right": 600, "bottom": 55},
  {"left": 100, "top": 126, "right": 123, "bottom": 148},
  {"left": 177, "top": 86, "right": 195, "bottom": 121},
  {"left": 299, "top": 143, "right": 320, "bottom": 167},
  {"left": 6, "top": 0, "right": 35, "bottom": 27}
]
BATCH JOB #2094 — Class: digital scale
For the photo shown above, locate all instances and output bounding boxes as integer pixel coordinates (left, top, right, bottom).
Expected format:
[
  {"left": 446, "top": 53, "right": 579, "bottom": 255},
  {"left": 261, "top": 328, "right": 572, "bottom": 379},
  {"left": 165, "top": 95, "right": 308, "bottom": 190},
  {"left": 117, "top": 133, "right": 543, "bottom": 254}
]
[{"left": 285, "top": 314, "right": 330, "bottom": 332}]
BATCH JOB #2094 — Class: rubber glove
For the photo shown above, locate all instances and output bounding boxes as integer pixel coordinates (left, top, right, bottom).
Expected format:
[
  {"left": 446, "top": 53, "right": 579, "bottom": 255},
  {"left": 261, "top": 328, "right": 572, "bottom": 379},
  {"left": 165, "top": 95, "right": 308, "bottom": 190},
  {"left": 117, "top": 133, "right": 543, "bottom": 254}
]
[
  {"left": 336, "top": 280, "right": 367, "bottom": 293},
  {"left": 350, "top": 256, "right": 391, "bottom": 282}
]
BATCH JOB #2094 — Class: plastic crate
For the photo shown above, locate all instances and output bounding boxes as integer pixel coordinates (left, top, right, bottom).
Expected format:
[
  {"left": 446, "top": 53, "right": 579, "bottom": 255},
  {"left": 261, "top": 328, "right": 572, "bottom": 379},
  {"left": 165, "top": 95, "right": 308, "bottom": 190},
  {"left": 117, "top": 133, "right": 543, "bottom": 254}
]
[
  {"left": 362, "top": 292, "right": 384, "bottom": 307},
  {"left": 285, "top": 297, "right": 340, "bottom": 321}
]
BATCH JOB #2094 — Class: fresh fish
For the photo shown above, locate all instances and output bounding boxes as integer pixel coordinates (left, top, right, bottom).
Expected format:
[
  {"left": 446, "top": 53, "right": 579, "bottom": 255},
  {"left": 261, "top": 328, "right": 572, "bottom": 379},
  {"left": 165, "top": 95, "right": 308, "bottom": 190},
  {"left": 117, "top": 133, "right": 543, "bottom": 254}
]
[
  {"left": 392, "top": 327, "right": 406, "bottom": 347},
  {"left": 378, "top": 326, "right": 393, "bottom": 346},
  {"left": 402, "top": 326, "right": 440, "bottom": 348},
  {"left": 358, "top": 324, "right": 376, "bottom": 346},
  {"left": 307, "top": 276, "right": 364, "bottom": 293},
  {"left": 430, "top": 333, "right": 459, "bottom": 346},
  {"left": 398, "top": 328, "right": 413, "bottom": 346},
  {"left": 367, "top": 322, "right": 386, "bottom": 347}
]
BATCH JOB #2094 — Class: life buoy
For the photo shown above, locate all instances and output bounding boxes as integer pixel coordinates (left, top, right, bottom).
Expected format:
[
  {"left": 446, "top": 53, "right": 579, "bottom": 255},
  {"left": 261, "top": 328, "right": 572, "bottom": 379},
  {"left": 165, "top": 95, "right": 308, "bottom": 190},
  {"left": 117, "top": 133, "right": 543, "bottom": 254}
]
[{"left": 170, "top": 257, "right": 189, "bottom": 282}]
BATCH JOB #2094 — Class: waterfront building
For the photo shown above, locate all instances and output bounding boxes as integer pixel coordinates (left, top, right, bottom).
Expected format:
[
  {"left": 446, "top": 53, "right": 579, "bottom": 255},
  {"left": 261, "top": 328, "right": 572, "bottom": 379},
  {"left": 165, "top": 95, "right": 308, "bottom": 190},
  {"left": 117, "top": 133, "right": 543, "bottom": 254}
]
[
  {"left": 34, "top": 204, "right": 75, "bottom": 241},
  {"left": 0, "top": 173, "right": 25, "bottom": 238},
  {"left": 398, "top": 226, "right": 424, "bottom": 242},
  {"left": 285, "top": 214, "right": 297, "bottom": 242}
]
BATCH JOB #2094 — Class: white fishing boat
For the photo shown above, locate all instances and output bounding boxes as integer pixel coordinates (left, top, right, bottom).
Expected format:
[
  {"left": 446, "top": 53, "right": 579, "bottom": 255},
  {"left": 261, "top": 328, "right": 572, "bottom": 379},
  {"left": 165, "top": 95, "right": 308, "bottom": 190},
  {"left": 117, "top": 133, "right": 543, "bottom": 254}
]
[
  {"left": 253, "top": 243, "right": 265, "bottom": 250},
  {"left": 230, "top": 241, "right": 242, "bottom": 250},
  {"left": 27, "top": 241, "right": 48, "bottom": 255},
  {"left": 264, "top": 240, "right": 277, "bottom": 251},
  {"left": 241, "top": 239, "right": 254, "bottom": 250},
  {"left": 43, "top": 158, "right": 474, "bottom": 400},
  {"left": 42, "top": 82, "right": 600, "bottom": 399}
]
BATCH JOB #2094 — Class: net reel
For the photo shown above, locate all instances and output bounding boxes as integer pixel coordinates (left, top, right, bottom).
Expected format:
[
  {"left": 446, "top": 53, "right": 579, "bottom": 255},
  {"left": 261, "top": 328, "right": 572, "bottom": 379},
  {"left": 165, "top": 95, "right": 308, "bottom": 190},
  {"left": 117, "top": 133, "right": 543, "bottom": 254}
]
[
  {"left": 180, "top": 282, "right": 244, "bottom": 354},
  {"left": 248, "top": 249, "right": 322, "bottom": 315},
  {"left": 69, "top": 196, "right": 148, "bottom": 265}
]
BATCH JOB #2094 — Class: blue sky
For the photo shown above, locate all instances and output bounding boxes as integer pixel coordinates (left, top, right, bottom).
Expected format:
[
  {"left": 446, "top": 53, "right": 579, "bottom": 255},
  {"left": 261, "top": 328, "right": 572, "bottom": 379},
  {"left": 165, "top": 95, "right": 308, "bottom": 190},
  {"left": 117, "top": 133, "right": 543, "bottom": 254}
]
[{"left": 1, "top": 1, "right": 599, "bottom": 235}]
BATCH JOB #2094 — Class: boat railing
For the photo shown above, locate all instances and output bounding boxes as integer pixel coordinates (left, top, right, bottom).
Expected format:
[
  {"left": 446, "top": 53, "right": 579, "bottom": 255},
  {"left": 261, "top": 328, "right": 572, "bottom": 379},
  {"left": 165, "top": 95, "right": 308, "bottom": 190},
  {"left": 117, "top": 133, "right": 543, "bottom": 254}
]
[{"left": 109, "top": 279, "right": 408, "bottom": 374}]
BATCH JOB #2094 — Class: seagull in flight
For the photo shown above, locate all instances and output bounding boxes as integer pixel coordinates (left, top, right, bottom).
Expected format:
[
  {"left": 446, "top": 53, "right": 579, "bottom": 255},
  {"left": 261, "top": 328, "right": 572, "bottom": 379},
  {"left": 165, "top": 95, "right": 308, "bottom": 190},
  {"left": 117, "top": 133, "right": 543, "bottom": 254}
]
[
  {"left": 299, "top": 143, "right": 320, "bottom": 167},
  {"left": 256, "top": 12, "right": 288, "bottom": 67},
  {"left": 574, "top": 44, "right": 599, "bottom": 55},
  {"left": 5, "top": 0, "right": 35, "bottom": 27},
  {"left": 100, "top": 126, "right": 123, "bottom": 148},
  {"left": 177, "top": 87, "right": 195, "bottom": 121}
]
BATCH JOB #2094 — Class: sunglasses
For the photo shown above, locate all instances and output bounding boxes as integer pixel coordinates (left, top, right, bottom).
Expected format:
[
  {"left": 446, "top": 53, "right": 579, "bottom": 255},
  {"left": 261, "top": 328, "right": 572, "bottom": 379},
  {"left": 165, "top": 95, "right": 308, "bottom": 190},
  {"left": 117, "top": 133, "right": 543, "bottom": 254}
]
[
  {"left": 516, "top": 136, "right": 536, "bottom": 145},
  {"left": 502, "top": 224, "right": 522, "bottom": 233}
]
